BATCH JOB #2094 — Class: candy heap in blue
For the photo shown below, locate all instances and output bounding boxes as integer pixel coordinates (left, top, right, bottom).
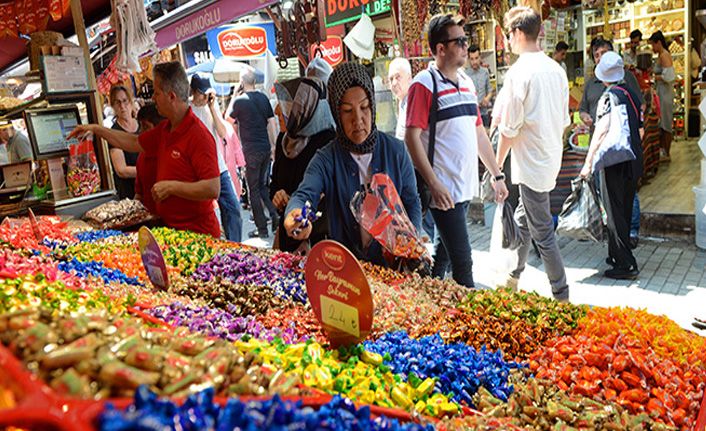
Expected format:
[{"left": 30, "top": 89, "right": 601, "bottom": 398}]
[
  {"left": 100, "top": 386, "right": 435, "bottom": 431},
  {"left": 192, "top": 252, "right": 307, "bottom": 303},
  {"left": 58, "top": 257, "right": 142, "bottom": 286},
  {"left": 74, "top": 229, "right": 124, "bottom": 243},
  {"left": 364, "top": 331, "right": 524, "bottom": 406}
]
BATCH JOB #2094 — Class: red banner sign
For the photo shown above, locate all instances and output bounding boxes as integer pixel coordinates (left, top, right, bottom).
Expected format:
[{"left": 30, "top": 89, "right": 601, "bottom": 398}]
[
  {"left": 305, "top": 240, "right": 373, "bottom": 347},
  {"left": 217, "top": 26, "right": 267, "bottom": 58},
  {"left": 310, "top": 35, "right": 344, "bottom": 67}
]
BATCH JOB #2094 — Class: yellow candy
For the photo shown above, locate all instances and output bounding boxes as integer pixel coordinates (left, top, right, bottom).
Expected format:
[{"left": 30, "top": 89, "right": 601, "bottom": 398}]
[
  {"left": 439, "top": 402, "right": 459, "bottom": 415},
  {"left": 391, "top": 386, "right": 413, "bottom": 409},
  {"left": 415, "top": 378, "right": 435, "bottom": 397},
  {"left": 361, "top": 350, "right": 383, "bottom": 366}
]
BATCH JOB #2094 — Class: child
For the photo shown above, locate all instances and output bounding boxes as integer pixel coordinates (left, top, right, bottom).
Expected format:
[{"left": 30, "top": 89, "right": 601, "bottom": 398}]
[{"left": 134, "top": 103, "right": 164, "bottom": 214}]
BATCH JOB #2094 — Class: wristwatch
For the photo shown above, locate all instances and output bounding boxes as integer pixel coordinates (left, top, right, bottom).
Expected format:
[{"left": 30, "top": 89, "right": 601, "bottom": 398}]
[{"left": 494, "top": 173, "right": 506, "bottom": 182}]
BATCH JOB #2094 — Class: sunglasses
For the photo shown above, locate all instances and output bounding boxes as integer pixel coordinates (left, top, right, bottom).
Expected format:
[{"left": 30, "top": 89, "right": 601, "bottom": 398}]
[
  {"left": 506, "top": 28, "right": 516, "bottom": 40},
  {"left": 441, "top": 35, "right": 469, "bottom": 48}
]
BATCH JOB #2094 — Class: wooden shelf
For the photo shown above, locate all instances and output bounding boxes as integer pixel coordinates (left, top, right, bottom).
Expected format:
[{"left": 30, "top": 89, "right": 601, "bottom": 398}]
[
  {"left": 586, "top": 17, "right": 630, "bottom": 28},
  {"left": 634, "top": 8, "right": 684, "bottom": 19},
  {"left": 614, "top": 30, "right": 685, "bottom": 44}
]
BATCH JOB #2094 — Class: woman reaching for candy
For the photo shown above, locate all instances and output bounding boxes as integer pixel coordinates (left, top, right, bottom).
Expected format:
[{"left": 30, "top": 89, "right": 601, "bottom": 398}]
[{"left": 284, "top": 63, "right": 421, "bottom": 266}]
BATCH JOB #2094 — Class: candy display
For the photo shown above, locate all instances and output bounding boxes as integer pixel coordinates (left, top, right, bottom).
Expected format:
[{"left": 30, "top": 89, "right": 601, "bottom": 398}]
[
  {"left": 83, "top": 199, "right": 153, "bottom": 229},
  {"left": 364, "top": 332, "right": 524, "bottom": 406},
  {"left": 0, "top": 218, "right": 704, "bottom": 430},
  {"left": 0, "top": 311, "right": 301, "bottom": 399},
  {"left": 101, "top": 387, "right": 434, "bottom": 431}
]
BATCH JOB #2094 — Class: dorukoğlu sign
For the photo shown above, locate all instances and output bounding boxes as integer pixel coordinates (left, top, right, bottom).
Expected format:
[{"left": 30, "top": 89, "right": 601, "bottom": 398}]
[
  {"left": 153, "top": 0, "right": 277, "bottom": 49},
  {"left": 325, "top": 0, "right": 391, "bottom": 27},
  {"left": 206, "top": 23, "right": 277, "bottom": 59},
  {"left": 310, "top": 36, "right": 344, "bottom": 66}
]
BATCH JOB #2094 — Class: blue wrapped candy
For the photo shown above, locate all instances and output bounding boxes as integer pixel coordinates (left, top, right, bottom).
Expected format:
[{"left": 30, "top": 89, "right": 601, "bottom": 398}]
[
  {"left": 58, "top": 257, "right": 142, "bottom": 286},
  {"left": 100, "top": 386, "right": 435, "bottom": 431},
  {"left": 75, "top": 229, "right": 124, "bottom": 243},
  {"left": 363, "top": 331, "right": 524, "bottom": 406}
]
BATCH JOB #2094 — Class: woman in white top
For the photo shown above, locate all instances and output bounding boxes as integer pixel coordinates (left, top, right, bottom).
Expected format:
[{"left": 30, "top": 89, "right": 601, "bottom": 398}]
[{"left": 648, "top": 31, "right": 675, "bottom": 162}]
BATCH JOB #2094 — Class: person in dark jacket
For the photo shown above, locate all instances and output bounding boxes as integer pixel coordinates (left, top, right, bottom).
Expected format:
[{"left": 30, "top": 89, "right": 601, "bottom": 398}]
[
  {"left": 283, "top": 62, "right": 421, "bottom": 266},
  {"left": 580, "top": 52, "right": 644, "bottom": 280},
  {"left": 270, "top": 76, "right": 335, "bottom": 253}
]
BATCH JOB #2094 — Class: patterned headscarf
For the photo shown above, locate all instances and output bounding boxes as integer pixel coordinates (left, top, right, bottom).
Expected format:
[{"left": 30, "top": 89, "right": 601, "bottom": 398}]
[
  {"left": 282, "top": 77, "right": 335, "bottom": 159},
  {"left": 327, "top": 62, "right": 378, "bottom": 155}
]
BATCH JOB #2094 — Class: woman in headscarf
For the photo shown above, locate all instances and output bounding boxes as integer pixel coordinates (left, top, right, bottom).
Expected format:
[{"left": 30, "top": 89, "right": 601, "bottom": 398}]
[
  {"left": 283, "top": 62, "right": 421, "bottom": 265},
  {"left": 270, "top": 76, "right": 336, "bottom": 252}
]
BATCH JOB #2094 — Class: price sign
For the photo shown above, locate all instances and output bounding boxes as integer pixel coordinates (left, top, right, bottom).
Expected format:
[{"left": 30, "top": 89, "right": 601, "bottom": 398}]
[
  {"left": 305, "top": 240, "right": 373, "bottom": 346},
  {"left": 138, "top": 226, "right": 169, "bottom": 290},
  {"left": 27, "top": 209, "right": 42, "bottom": 242}
]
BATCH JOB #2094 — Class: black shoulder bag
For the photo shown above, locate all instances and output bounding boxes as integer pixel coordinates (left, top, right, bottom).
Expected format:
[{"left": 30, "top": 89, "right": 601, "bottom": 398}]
[{"left": 415, "top": 70, "right": 439, "bottom": 215}]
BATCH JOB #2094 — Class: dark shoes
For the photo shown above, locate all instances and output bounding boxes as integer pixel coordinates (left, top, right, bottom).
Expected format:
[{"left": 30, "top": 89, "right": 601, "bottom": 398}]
[
  {"left": 629, "top": 236, "right": 639, "bottom": 249},
  {"left": 604, "top": 266, "right": 639, "bottom": 280},
  {"left": 248, "top": 229, "right": 269, "bottom": 239}
]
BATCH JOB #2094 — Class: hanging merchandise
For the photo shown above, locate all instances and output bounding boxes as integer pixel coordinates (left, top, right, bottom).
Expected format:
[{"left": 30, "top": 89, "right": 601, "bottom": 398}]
[
  {"left": 111, "top": 0, "right": 157, "bottom": 73},
  {"left": 343, "top": 14, "right": 375, "bottom": 60},
  {"left": 268, "top": 0, "right": 324, "bottom": 69},
  {"left": 97, "top": 57, "right": 131, "bottom": 96},
  {"left": 0, "top": 2, "right": 18, "bottom": 38},
  {"left": 400, "top": 0, "right": 421, "bottom": 55}
]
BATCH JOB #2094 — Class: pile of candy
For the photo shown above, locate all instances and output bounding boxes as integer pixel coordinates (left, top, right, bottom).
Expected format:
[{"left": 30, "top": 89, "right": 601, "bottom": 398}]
[
  {"left": 101, "top": 387, "right": 434, "bottom": 431},
  {"left": 0, "top": 310, "right": 301, "bottom": 399},
  {"left": 0, "top": 216, "right": 704, "bottom": 431},
  {"left": 83, "top": 199, "right": 152, "bottom": 229},
  {"left": 364, "top": 332, "right": 524, "bottom": 406}
]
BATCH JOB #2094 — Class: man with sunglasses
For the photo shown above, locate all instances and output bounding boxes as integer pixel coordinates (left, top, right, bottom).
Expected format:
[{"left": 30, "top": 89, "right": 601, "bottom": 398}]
[
  {"left": 405, "top": 13, "right": 508, "bottom": 288},
  {"left": 495, "top": 6, "right": 571, "bottom": 302}
]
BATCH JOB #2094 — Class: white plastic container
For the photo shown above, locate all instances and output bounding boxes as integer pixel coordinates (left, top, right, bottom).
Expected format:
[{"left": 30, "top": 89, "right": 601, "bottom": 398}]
[{"left": 695, "top": 186, "right": 706, "bottom": 249}]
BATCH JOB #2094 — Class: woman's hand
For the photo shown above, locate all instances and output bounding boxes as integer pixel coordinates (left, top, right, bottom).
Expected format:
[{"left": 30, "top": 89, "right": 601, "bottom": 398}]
[
  {"left": 284, "top": 208, "right": 313, "bottom": 240},
  {"left": 272, "top": 189, "right": 290, "bottom": 211}
]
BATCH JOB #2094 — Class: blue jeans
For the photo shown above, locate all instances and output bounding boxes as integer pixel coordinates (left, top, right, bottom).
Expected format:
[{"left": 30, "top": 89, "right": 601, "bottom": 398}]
[
  {"left": 630, "top": 194, "right": 640, "bottom": 238},
  {"left": 422, "top": 211, "right": 435, "bottom": 241},
  {"left": 218, "top": 170, "right": 243, "bottom": 242},
  {"left": 430, "top": 201, "right": 474, "bottom": 288}
]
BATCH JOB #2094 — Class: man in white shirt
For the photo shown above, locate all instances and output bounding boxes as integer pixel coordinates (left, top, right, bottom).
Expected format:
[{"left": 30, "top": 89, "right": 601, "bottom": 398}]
[
  {"left": 406, "top": 13, "right": 508, "bottom": 288},
  {"left": 496, "top": 6, "right": 570, "bottom": 302},
  {"left": 388, "top": 57, "right": 412, "bottom": 142},
  {"left": 190, "top": 74, "right": 243, "bottom": 242}
]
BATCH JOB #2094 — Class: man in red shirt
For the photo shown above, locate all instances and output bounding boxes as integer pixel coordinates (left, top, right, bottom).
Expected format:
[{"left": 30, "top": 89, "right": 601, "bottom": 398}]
[{"left": 70, "top": 62, "right": 221, "bottom": 238}]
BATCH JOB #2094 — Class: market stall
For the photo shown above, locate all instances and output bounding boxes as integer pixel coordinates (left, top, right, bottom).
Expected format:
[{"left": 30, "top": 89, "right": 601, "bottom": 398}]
[{"left": 0, "top": 215, "right": 705, "bottom": 430}]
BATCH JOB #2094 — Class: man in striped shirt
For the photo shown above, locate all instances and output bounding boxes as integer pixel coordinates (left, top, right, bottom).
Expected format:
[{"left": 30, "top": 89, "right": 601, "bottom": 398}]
[{"left": 405, "top": 13, "right": 508, "bottom": 288}]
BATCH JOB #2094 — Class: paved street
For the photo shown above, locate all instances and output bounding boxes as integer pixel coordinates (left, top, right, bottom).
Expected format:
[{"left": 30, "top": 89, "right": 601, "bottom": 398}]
[{"left": 239, "top": 207, "right": 706, "bottom": 333}]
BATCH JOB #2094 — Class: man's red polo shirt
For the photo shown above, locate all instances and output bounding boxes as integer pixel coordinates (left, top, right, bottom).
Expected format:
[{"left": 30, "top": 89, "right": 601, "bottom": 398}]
[{"left": 138, "top": 108, "right": 220, "bottom": 238}]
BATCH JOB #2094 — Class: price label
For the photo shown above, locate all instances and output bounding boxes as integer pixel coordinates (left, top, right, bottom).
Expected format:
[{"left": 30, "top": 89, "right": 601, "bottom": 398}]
[
  {"left": 138, "top": 226, "right": 169, "bottom": 290},
  {"left": 305, "top": 240, "right": 373, "bottom": 346},
  {"left": 320, "top": 295, "right": 360, "bottom": 338}
]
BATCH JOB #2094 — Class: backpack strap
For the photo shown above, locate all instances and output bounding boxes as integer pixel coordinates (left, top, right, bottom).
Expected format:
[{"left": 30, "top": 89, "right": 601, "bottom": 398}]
[
  {"left": 612, "top": 86, "right": 640, "bottom": 120},
  {"left": 427, "top": 69, "right": 439, "bottom": 167}
]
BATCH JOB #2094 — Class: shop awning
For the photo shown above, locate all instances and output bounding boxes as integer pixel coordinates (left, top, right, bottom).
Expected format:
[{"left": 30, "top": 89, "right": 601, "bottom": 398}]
[
  {"left": 0, "top": 0, "right": 112, "bottom": 73},
  {"left": 151, "top": 0, "right": 279, "bottom": 49}
]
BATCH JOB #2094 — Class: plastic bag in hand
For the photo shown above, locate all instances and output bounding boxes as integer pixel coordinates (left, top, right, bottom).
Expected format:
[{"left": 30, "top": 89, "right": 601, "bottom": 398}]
[
  {"left": 501, "top": 202, "right": 523, "bottom": 250},
  {"left": 349, "top": 173, "right": 431, "bottom": 270},
  {"left": 67, "top": 135, "right": 101, "bottom": 197},
  {"left": 490, "top": 203, "right": 518, "bottom": 280},
  {"left": 556, "top": 177, "right": 604, "bottom": 242}
]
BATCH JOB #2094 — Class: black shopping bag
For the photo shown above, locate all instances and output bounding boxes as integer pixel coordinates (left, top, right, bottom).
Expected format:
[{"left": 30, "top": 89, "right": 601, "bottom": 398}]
[
  {"left": 556, "top": 177, "right": 604, "bottom": 242},
  {"left": 501, "top": 202, "right": 523, "bottom": 250}
]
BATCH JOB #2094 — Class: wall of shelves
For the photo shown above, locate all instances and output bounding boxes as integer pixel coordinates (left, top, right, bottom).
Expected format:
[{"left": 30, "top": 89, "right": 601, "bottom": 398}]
[{"left": 581, "top": 0, "right": 691, "bottom": 135}]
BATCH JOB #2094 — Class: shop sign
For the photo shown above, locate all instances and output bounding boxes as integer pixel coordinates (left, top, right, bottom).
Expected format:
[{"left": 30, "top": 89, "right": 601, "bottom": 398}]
[
  {"left": 138, "top": 227, "right": 170, "bottom": 291},
  {"left": 310, "top": 36, "right": 344, "bottom": 66},
  {"left": 154, "top": 0, "right": 278, "bottom": 49},
  {"left": 181, "top": 34, "right": 213, "bottom": 68},
  {"left": 206, "top": 23, "right": 277, "bottom": 59},
  {"left": 305, "top": 240, "right": 373, "bottom": 346},
  {"left": 325, "top": 0, "right": 391, "bottom": 27}
]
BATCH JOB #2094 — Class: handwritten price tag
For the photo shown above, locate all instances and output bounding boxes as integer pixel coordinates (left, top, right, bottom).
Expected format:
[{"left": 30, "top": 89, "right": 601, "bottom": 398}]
[
  {"left": 305, "top": 240, "right": 373, "bottom": 346},
  {"left": 320, "top": 294, "right": 360, "bottom": 338}
]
